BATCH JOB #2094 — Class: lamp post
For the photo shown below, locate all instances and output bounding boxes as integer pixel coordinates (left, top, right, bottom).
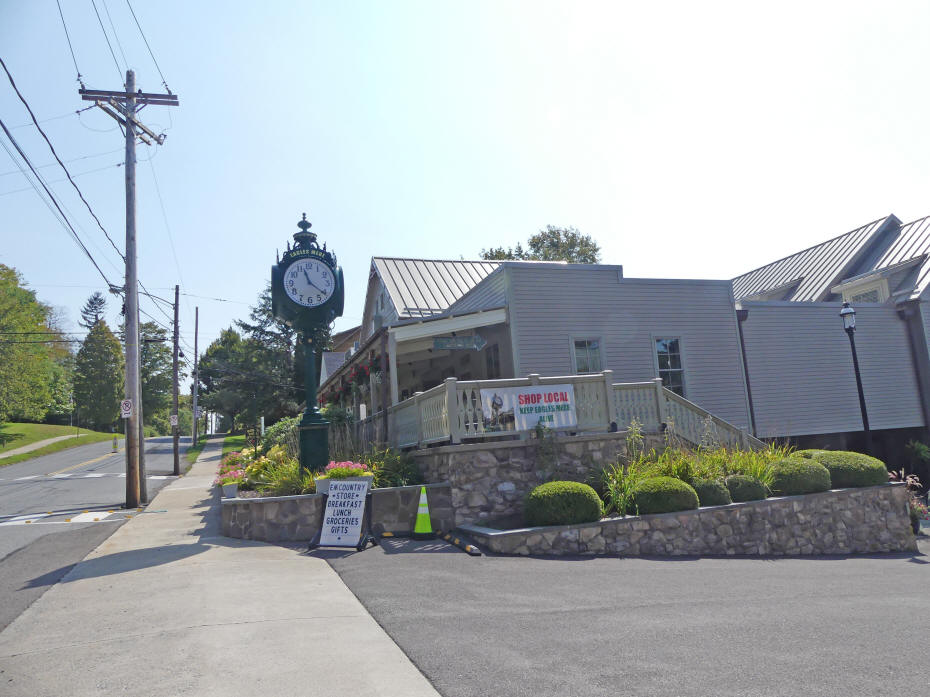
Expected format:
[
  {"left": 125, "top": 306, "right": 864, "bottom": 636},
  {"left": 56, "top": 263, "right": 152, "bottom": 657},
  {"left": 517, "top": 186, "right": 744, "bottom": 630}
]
[{"left": 840, "top": 302, "right": 872, "bottom": 453}]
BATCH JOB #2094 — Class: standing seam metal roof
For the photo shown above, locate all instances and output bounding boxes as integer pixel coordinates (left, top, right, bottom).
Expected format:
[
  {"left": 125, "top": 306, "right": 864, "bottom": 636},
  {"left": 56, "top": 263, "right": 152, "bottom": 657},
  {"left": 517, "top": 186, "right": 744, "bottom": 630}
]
[
  {"left": 372, "top": 258, "right": 501, "bottom": 319},
  {"left": 732, "top": 216, "right": 892, "bottom": 302},
  {"left": 733, "top": 214, "right": 930, "bottom": 303}
]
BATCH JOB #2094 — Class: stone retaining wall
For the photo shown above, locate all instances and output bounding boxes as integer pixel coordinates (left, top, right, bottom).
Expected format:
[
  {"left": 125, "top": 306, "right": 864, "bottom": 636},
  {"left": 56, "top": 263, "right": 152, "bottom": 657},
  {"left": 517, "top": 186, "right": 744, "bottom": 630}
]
[
  {"left": 460, "top": 484, "right": 916, "bottom": 557},
  {"left": 411, "top": 432, "right": 662, "bottom": 526},
  {"left": 221, "top": 483, "right": 453, "bottom": 543}
]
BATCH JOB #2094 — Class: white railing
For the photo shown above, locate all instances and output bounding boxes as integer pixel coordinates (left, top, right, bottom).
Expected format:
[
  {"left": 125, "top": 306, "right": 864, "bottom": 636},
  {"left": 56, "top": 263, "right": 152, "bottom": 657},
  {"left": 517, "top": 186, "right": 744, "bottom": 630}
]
[{"left": 350, "top": 371, "right": 762, "bottom": 450}]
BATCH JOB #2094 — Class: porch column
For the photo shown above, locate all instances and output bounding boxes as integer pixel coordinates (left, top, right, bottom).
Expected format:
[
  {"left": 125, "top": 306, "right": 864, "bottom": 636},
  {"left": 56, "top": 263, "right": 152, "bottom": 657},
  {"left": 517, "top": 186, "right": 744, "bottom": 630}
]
[{"left": 388, "top": 331, "right": 399, "bottom": 405}]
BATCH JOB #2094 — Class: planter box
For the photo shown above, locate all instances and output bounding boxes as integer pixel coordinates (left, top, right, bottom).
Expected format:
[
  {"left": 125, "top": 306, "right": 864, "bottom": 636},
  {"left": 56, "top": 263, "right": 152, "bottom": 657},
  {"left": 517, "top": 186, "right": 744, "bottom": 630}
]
[{"left": 221, "top": 483, "right": 238, "bottom": 498}]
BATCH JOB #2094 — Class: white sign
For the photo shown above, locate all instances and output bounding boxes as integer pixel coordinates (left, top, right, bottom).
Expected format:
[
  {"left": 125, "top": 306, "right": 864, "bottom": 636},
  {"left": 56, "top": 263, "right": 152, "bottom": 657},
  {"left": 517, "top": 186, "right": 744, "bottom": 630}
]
[
  {"left": 479, "top": 384, "right": 577, "bottom": 432},
  {"left": 319, "top": 479, "right": 370, "bottom": 547},
  {"left": 169, "top": 414, "right": 178, "bottom": 427},
  {"left": 194, "top": 407, "right": 202, "bottom": 419},
  {"left": 120, "top": 399, "right": 133, "bottom": 419}
]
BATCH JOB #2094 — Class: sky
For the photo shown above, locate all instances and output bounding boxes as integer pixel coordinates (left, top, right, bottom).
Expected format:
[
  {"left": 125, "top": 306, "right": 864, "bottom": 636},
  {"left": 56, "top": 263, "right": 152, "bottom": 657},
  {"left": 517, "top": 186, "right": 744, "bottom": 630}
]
[{"left": 2, "top": 1, "right": 930, "bottom": 365}]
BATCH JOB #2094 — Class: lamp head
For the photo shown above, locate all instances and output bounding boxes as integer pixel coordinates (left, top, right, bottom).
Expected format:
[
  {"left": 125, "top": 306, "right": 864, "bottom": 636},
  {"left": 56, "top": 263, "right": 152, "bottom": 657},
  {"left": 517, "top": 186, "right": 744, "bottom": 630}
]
[{"left": 840, "top": 301, "right": 856, "bottom": 331}]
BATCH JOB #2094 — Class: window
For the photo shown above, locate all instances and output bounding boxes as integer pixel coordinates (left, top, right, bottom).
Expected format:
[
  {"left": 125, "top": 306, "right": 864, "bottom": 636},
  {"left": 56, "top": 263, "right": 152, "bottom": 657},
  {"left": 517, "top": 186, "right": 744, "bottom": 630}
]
[
  {"left": 850, "top": 288, "right": 880, "bottom": 303},
  {"left": 485, "top": 343, "right": 501, "bottom": 379},
  {"left": 573, "top": 339, "right": 602, "bottom": 373},
  {"left": 841, "top": 279, "right": 887, "bottom": 304},
  {"left": 655, "top": 338, "right": 685, "bottom": 396}
]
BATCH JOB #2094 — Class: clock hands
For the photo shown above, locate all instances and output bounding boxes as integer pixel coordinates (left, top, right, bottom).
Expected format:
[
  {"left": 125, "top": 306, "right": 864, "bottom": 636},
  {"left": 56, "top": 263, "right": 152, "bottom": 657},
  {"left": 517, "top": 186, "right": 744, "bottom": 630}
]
[{"left": 302, "top": 267, "right": 326, "bottom": 294}]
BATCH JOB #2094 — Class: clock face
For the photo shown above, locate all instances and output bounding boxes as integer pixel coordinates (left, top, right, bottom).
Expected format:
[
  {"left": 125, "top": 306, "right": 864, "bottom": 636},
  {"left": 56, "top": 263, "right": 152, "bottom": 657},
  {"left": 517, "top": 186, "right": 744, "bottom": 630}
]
[{"left": 284, "top": 259, "right": 335, "bottom": 307}]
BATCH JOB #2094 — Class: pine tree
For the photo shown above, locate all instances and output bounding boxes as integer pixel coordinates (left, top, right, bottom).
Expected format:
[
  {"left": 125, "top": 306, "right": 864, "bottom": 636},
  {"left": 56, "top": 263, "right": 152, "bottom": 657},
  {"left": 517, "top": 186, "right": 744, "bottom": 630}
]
[
  {"left": 73, "top": 320, "right": 124, "bottom": 430},
  {"left": 79, "top": 292, "right": 108, "bottom": 329}
]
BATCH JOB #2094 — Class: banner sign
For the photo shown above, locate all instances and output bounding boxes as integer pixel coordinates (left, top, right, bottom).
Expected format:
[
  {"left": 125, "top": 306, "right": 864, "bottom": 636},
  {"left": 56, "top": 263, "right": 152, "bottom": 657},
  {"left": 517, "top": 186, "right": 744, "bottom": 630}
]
[
  {"left": 319, "top": 479, "right": 371, "bottom": 547},
  {"left": 479, "top": 384, "right": 577, "bottom": 432}
]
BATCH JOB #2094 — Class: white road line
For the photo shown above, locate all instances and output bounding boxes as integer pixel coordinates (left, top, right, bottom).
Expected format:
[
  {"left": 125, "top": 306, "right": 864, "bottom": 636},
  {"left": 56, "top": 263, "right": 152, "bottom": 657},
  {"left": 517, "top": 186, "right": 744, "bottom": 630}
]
[
  {"left": 0, "top": 513, "right": 51, "bottom": 526},
  {"left": 14, "top": 475, "right": 39, "bottom": 480},
  {"left": 68, "top": 512, "right": 107, "bottom": 523},
  {"left": 83, "top": 473, "right": 106, "bottom": 478}
]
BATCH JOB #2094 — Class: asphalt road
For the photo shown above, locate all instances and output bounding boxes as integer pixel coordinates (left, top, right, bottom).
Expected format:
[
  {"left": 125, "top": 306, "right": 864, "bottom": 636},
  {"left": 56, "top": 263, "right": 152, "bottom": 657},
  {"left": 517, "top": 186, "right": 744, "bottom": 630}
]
[
  {"left": 0, "top": 436, "right": 190, "bottom": 631},
  {"left": 328, "top": 535, "right": 930, "bottom": 697}
]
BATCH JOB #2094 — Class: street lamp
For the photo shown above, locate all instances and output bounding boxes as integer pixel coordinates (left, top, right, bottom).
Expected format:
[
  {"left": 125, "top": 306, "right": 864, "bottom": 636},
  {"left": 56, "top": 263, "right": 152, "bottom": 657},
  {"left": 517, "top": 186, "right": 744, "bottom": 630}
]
[{"left": 840, "top": 302, "right": 872, "bottom": 453}]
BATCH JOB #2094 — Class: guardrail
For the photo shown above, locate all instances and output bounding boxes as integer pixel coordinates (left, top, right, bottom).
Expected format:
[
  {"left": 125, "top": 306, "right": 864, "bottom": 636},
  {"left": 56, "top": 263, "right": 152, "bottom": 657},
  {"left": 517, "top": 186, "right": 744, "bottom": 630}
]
[{"left": 349, "top": 371, "right": 762, "bottom": 451}]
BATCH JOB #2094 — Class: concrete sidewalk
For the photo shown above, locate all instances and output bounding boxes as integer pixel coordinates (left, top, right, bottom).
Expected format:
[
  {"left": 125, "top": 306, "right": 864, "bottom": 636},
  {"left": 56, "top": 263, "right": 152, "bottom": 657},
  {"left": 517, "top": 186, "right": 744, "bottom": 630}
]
[
  {"left": 0, "top": 437, "right": 440, "bottom": 697},
  {"left": 0, "top": 432, "right": 87, "bottom": 459}
]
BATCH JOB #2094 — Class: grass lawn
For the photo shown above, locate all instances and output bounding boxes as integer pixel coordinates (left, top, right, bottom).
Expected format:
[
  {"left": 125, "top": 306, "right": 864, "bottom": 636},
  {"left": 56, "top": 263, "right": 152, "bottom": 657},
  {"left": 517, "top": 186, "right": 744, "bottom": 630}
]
[
  {"left": 185, "top": 437, "right": 207, "bottom": 464},
  {"left": 0, "top": 423, "right": 118, "bottom": 467},
  {"left": 222, "top": 434, "right": 246, "bottom": 457}
]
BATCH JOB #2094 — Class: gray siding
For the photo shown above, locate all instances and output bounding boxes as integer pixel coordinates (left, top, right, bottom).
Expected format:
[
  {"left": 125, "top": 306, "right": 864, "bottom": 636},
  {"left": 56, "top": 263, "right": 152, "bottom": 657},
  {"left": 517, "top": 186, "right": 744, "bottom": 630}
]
[
  {"left": 507, "top": 265, "right": 751, "bottom": 429},
  {"left": 741, "top": 302, "right": 923, "bottom": 437},
  {"left": 448, "top": 268, "right": 507, "bottom": 314}
]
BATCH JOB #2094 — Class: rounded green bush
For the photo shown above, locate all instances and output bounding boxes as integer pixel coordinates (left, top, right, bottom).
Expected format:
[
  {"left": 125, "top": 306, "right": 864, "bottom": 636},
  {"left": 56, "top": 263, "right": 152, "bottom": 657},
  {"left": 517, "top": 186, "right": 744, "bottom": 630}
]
[
  {"left": 632, "top": 476, "right": 699, "bottom": 515},
  {"left": 769, "top": 457, "right": 831, "bottom": 496},
  {"left": 524, "top": 481, "right": 603, "bottom": 527},
  {"left": 806, "top": 450, "right": 887, "bottom": 488},
  {"left": 692, "top": 478, "right": 733, "bottom": 507},
  {"left": 725, "top": 474, "right": 767, "bottom": 502},
  {"left": 794, "top": 449, "right": 828, "bottom": 460}
]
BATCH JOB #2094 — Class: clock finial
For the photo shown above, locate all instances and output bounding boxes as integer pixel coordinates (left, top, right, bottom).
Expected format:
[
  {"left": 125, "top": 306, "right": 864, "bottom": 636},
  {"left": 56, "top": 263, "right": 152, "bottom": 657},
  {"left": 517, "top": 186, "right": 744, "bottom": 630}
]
[{"left": 294, "top": 212, "right": 317, "bottom": 249}]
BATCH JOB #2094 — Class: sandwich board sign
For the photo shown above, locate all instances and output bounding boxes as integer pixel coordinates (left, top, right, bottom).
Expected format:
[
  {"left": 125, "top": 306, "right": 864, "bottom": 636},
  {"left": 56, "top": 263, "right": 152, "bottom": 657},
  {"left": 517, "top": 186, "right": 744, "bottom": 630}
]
[{"left": 319, "top": 479, "right": 371, "bottom": 547}]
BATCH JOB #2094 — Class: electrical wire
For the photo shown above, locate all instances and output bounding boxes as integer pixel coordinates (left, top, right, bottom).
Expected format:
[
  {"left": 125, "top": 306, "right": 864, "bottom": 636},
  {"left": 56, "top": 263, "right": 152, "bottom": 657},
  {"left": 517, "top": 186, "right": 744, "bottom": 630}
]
[
  {"left": 0, "top": 56, "right": 126, "bottom": 261},
  {"left": 0, "top": 162, "right": 122, "bottom": 197},
  {"left": 101, "top": 0, "right": 129, "bottom": 70},
  {"left": 125, "top": 0, "right": 170, "bottom": 92},
  {"left": 9, "top": 105, "right": 95, "bottom": 130},
  {"left": 90, "top": 0, "right": 124, "bottom": 82},
  {"left": 0, "top": 119, "right": 117, "bottom": 290},
  {"left": 55, "top": 0, "right": 83, "bottom": 86},
  {"left": 0, "top": 147, "right": 123, "bottom": 178},
  {"left": 147, "top": 159, "right": 195, "bottom": 325}
]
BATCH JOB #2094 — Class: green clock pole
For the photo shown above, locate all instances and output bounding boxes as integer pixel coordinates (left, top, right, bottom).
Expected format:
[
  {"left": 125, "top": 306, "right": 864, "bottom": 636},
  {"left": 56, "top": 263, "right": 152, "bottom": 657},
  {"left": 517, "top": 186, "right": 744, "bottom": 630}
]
[{"left": 298, "top": 328, "right": 329, "bottom": 471}]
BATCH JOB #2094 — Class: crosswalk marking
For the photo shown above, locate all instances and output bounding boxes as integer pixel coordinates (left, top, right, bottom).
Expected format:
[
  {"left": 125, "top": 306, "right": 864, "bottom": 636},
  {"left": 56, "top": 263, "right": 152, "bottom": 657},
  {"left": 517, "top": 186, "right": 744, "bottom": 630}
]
[
  {"left": 69, "top": 512, "right": 104, "bottom": 523},
  {"left": 0, "top": 513, "right": 51, "bottom": 526},
  {"left": 15, "top": 475, "right": 39, "bottom": 481}
]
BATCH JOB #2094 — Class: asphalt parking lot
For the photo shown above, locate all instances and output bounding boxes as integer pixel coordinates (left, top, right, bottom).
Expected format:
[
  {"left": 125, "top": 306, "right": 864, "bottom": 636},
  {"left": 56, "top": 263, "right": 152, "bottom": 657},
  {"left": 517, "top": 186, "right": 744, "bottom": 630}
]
[{"left": 328, "top": 535, "right": 930, "bottom": 697}]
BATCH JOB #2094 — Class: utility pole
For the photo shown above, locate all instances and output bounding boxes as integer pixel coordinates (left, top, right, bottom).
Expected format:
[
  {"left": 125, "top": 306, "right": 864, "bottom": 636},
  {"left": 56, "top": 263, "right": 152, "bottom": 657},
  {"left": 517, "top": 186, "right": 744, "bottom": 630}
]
[
  {"left": 191, "top": 306, "right": 199, "bottom": 445},
  {"left": 172, "top": 284, "right": 180, "bottom": 475},
  {"left": 80, "top": 71, "right": 179, "bottom": 509}
]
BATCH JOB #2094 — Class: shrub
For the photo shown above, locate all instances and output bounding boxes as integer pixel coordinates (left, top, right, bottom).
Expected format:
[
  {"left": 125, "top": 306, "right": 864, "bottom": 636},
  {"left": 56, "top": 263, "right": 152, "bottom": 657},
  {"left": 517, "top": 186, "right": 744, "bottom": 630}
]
[
  {"left": 692, "top": 478, "right": 732, "bottom": 507},
  {"left": 794, "top": 449, "right": 828, "bottom": 460},
  {"left": 807, "top": 450, "right": 887, "bottom": 488},
  {"left": 725, "top": 474, "right": 767, "bottom": 502},
  {"left": 524, "top": 481, "right": 603, "bottom": 527},
  {"left": 632, "top": 476, "right": 699, "bottom": 515},
  {"left": 769, "top": 457, "right": 831, "bottom": 496},
  {"left": 260, "top": 416, "right": 298, "bottom": 454},
  {"left": 359, "top": 447, "right": 423, "bottom": 488}
]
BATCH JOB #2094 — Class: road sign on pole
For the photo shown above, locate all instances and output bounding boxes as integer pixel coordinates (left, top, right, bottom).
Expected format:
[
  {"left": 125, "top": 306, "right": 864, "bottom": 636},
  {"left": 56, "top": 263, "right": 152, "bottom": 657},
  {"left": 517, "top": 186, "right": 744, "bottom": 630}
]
[
  {"left": 169, "top": 414, "right": 178, "bottom": 427},
  {"left": 120, "top": 400, "right": 133, "bottom": 419}
]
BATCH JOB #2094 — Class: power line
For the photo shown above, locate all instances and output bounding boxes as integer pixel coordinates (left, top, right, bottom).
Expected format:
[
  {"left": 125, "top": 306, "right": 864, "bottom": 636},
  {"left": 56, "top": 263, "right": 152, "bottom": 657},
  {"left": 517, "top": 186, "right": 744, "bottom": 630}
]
[
  {"left": 0, "top": 147, "right": 123, "bottom": 178},
  {"left": 147, "top": 159, "right": 195, "bottom": 325},
  {"left": 0, "top": 56, "right": 125, "bottom": 261},
  {"left": 0, "top": 339, "right": 82, "bottom": 344},
  {"left": 101, "top": 0, "right": 129, "bottom": 70},
  {"left": 125, "top": 0, "right": 170, "bottom": 92},
  {"left": 55, "top": 0, "right": 83, "bottom": 87},
  {"left": 90, "top": 0, "right": 124, "bottom": 81},
  {"left": 0, "top": 162, "right": 122, "bottom": 197},
  {"left": 9, "top": 105, "right": 95, "bottom": 130},
  {"left": 0, "top": 119, "right": 116, "bottom": 290}
]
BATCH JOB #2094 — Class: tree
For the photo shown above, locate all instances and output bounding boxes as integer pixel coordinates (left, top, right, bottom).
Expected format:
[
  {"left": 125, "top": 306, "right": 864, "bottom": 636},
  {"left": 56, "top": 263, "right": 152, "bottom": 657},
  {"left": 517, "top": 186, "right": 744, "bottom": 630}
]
[
  {"left": 73, "top": 320, "right": 124, "bottom": 430},
  {"left": 0, "top": 265, "right": 57, "bottom": 422},
  {"left": 480, "top": 225, "right": 601, "bottom": 264},
  {"left": 79, "top": 292, "right": 108, "bottom": 329},
  {"left": 140, "top": 321, "right": 172, "bottom": 420}
]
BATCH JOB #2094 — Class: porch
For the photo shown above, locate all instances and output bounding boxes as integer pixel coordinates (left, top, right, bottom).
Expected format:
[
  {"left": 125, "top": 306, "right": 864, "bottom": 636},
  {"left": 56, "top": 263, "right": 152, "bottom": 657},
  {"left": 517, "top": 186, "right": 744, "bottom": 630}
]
[{"left": 352, "top": 370, "right": 762, "bottom": 452}]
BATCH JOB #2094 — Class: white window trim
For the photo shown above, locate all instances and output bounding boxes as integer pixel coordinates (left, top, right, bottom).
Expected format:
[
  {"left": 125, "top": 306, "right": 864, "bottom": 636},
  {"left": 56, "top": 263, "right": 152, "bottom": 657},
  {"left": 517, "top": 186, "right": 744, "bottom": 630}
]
[
  {"left": 651, "top": 335, "right": 686, "bottom": 397},
  {"left": 569, "top": 336, "right": 605, "bottom": 374},
  {"left": 842, "top": 278, "right": 889, "bottom": 304}
]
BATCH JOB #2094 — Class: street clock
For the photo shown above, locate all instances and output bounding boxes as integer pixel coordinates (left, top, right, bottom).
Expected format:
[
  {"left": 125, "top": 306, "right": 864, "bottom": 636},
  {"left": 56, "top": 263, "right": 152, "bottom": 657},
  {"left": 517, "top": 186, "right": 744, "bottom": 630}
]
[{"left": 271, "top": 213, "right": 345, "bottom": 471}]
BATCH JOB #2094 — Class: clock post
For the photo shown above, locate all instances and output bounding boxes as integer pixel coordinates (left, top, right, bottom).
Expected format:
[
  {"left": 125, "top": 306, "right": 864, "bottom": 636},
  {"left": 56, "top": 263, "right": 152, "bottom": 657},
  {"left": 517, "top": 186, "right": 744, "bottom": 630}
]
[{"left": 271, "top": 214, "right": 345, "bottom": 473}]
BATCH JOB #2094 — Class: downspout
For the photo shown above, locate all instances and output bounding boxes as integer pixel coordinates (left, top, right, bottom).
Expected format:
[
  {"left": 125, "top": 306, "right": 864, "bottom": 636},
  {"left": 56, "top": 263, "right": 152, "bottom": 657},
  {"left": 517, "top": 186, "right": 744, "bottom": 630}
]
[
  {"left": 736, "top": 309, "right": 758, "bottom": 437},
  {"left": 896, "top": 301, "right": 930, "bottom": 433}
]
